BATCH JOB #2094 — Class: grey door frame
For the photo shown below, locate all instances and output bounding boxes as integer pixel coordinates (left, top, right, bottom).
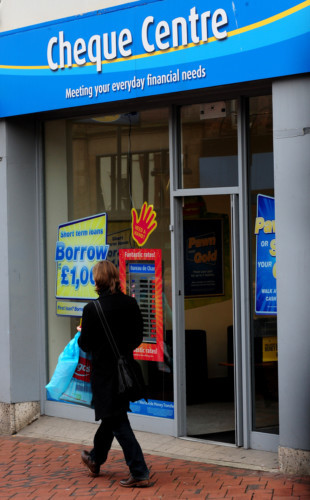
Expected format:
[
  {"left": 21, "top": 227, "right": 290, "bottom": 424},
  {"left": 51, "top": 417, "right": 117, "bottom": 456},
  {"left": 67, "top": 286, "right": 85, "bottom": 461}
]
[
  {"left": 168, "top": 98, "right": 247, "bottom": 446},
  {"left": 169, "top": 99, "right": 278, "bottom": 451},
  {"left": 170, "top": 189, "right": 243, "bottom": 445}
]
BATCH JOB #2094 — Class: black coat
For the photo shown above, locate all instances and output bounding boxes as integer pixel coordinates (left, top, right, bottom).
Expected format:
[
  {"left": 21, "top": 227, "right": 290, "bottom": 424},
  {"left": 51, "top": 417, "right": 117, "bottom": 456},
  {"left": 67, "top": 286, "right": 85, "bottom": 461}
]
[{"left": 78, "top": 291, "right": 143, "bottom": 420}]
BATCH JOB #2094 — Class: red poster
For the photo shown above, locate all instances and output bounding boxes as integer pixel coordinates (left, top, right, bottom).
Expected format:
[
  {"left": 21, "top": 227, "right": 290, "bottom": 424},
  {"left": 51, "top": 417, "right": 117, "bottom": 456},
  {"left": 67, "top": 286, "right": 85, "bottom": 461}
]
[{"left": 119, "top": 249, "right": 163, "bottom": 362}]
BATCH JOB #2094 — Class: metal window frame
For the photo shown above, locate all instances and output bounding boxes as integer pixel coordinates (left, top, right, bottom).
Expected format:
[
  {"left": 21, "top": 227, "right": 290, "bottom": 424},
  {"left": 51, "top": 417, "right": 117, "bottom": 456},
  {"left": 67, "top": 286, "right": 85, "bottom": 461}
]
[{"left": 169, "top": 99, "right": 246, "bottom": 441}]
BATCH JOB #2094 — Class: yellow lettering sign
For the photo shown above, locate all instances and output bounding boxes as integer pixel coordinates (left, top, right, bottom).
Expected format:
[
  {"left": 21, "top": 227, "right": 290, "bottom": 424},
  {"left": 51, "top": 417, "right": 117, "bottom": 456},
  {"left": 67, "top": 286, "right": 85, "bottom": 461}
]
[{"left": 254, "top": 217, "right": 275, "bottom": 234}]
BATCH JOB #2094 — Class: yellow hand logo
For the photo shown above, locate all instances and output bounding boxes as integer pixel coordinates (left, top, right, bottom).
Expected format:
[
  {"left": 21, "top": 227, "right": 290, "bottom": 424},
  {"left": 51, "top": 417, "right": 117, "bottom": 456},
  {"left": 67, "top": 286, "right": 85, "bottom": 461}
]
[{"left": 131, "top": 202, "right": 157, "bottom": 246}]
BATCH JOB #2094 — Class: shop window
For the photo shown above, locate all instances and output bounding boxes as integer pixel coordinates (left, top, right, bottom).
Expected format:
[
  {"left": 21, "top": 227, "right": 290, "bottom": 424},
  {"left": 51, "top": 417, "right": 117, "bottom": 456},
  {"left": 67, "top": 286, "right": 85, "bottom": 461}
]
[
  {"left": 181, "top": 100, "right": 238, "bottom": 189},
  {"left": 248, "top": 95, "right": 279, "bottom": 434},
  {"left": 45, "top": 109, "right": 173, "bottom": 417},
  {"left": 96, "top": 151, "right": 169, "bottom": 218}
]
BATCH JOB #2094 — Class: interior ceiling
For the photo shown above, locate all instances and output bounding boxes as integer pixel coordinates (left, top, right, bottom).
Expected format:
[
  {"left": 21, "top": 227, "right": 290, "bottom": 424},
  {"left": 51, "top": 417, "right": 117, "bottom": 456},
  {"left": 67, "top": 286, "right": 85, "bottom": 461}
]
[{"left": 22, "top": 77, "right": 274, "bottom": 122}]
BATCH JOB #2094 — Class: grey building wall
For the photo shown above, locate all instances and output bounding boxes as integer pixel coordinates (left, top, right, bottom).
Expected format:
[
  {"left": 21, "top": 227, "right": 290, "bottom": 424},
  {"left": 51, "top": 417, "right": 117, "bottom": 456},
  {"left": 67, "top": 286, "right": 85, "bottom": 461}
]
[
  {"left": 0, "top": 121, "right": 11, "bottom": 403},
  {"left": 273, "top": 76, "right": 310, "bottom": 471},
  {"left": 0, "top": 118, "right": 43, "bottom": 432}
]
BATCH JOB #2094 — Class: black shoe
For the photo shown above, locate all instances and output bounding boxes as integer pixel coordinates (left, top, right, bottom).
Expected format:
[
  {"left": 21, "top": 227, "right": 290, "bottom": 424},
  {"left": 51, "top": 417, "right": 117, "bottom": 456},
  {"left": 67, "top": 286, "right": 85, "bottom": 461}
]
[
  {"left": 81, "top": 450, "right": 100, "bottom": 477},
  {"left": 119, "top": 474, "right": 150, "bottom": 488}
]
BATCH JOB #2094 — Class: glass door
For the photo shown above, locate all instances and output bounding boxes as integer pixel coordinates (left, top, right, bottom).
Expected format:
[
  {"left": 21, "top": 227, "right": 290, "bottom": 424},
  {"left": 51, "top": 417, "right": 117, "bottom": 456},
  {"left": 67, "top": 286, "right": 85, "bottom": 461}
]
[
  {"left": 172, "top": 95, "right": 278, "bottom": 449},
  {"left": 182, "top": 194, "right": 239, "bottom": 444}
]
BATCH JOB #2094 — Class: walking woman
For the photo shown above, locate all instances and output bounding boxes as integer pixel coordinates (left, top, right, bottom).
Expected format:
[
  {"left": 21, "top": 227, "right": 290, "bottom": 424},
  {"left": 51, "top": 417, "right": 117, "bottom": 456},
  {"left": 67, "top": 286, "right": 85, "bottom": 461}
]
[{"left": 78, "top": 260, "right": 150, "bottom": 487}]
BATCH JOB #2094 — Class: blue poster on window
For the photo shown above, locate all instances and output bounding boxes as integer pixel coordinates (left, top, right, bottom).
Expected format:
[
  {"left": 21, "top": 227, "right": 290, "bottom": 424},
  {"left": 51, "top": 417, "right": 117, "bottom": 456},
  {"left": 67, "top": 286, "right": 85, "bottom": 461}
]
[
  {"left": 255, "top": 195, "right": 277, "bottom": 315},
  {"left": 130, "top": 399, "right": 174, "bottom": 419},
  {"left": 183, "top": 219, "right": 224, "bottom": 297}
]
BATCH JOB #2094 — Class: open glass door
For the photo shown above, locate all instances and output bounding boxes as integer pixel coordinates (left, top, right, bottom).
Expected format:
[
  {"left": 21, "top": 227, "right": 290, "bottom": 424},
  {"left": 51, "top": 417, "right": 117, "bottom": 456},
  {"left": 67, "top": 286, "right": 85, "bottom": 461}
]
[{"left": 182, "top": 194, "right": 239, "bottom": 444}]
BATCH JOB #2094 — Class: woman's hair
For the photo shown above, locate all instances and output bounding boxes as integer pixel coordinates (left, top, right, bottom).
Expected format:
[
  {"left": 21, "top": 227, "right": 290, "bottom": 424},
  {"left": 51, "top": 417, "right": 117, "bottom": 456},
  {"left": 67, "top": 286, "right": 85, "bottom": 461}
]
[{"left": 92, "top": 260, "right": 121, "bottom": 294}]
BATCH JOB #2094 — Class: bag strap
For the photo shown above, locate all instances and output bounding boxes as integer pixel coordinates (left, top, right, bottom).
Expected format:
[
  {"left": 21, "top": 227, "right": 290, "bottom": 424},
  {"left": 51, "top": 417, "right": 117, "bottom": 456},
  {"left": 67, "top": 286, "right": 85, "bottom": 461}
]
[{"left": 93, "top": 300, "right": 121, "bottom": 360}]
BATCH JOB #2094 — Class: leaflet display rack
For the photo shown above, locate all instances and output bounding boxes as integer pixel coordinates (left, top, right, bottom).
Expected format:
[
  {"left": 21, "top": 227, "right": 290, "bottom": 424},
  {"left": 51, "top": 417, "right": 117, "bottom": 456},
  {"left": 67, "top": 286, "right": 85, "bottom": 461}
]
[
  {"left": 119, "top": 249, "right": 163, "bottom": 362},
  {"left": 129, "top": 263, "right": 156, "bottom": 343}
]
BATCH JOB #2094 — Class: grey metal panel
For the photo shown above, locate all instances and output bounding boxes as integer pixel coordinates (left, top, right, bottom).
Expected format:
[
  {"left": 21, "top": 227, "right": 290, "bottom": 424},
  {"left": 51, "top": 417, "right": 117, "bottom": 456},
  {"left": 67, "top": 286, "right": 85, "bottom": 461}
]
[
  {"left": 35, "top": 123, "right": 48, "bottom": 415},
  {"left": 231, "top": 194, "right": 243, "bottom": 447},
  {"left": 273, "top": 76, "right": 310, "bottom": 451},
  {"left": 237, "top": 97, "right": 252, "bottom": 450},
  {"left": 169, "top": 105, "right": 186, "bottom": 437},
  {"left": 171, "top": 197, "right": 186, "bottom": 437},
  {"left": 45, "top": 401, "right": 96, "bottom": 423},
  {"left": 173, "top": 187, "right": 239, "bottom": 197},
  {"left": 0, "top": 122, "right": 11, "bottom": 402},
  {"left": 45, "top": 400, "right": 176, "bottom": 434},
  {"left": 129, "top": 412, "right": 175, "bottom": 435},
  {"left": 250, "top": 431, "right": 279, "bottom": 452},
  {"left": 6, "top": 118, "right": 42, "bottom": 402}
]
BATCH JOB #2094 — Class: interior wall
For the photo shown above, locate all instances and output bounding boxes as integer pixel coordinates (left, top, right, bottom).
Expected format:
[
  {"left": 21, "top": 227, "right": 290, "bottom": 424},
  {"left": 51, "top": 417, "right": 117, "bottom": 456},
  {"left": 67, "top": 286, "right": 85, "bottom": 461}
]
[{"left": 185, "top": 299, "right": 233, "bottom": 378}]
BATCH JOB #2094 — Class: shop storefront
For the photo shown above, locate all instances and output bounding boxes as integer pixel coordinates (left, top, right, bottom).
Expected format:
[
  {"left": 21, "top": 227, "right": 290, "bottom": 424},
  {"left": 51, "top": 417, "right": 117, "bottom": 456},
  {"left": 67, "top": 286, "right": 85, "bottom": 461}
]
[{"left": 1, "top": 0, "right": 310, "bottom": 470}]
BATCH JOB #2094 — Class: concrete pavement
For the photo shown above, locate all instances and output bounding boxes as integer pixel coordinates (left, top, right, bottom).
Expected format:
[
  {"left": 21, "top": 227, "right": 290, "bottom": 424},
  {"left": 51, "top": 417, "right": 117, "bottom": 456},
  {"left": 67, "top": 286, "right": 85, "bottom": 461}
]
[{"left": 17, "top": 416, "right": 279, "bottom": 472}]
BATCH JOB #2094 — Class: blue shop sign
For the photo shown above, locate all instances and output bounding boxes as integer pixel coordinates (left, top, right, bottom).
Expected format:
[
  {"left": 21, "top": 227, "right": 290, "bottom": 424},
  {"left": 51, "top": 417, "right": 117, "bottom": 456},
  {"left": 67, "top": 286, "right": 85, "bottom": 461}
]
[
  {"left": 0, "top": 0, "right": 310, "bottom": 117},
  {"left": 255, "top": 195, "right": 277, "bottom": 315}
]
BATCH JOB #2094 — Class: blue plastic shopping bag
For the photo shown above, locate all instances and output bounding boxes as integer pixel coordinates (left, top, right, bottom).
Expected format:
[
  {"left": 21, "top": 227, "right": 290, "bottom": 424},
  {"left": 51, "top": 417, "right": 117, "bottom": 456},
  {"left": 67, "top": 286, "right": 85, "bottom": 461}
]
[
  {"left": 61, "top": 349, "right": 92, "bottom": 407},
  {"left": 46, "top": 332, "right": 81, "bottom": 401}
]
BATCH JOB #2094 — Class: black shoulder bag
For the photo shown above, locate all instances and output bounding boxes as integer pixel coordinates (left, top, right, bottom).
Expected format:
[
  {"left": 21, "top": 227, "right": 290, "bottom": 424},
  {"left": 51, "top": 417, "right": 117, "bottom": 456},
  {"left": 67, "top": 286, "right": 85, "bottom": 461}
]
[{"left": 94, "top": 300, "right": 147, "bottom": 403}]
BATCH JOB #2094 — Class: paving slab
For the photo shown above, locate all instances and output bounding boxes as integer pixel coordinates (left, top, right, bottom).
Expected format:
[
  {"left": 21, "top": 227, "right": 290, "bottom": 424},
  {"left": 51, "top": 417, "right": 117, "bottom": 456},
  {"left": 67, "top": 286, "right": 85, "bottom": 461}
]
[{"left": 1, "top": 434, "right": 310, "bottom": 500}]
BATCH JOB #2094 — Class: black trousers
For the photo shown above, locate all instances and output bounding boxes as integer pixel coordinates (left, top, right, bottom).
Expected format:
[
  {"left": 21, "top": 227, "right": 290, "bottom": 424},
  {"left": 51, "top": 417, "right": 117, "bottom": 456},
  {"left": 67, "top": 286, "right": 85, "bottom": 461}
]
[{"left": 90, "top": 412, "right": 149, "bottom": 480}]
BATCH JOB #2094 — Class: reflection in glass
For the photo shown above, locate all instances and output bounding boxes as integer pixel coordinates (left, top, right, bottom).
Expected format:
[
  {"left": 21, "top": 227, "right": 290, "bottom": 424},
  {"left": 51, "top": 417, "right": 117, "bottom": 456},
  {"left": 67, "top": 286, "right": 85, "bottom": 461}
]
[
  {"left": 68, "top": 109, "right": 173, "bottom": 406},
  {"left": 181, "top": 100, "right": 238, "bottom": 189}
]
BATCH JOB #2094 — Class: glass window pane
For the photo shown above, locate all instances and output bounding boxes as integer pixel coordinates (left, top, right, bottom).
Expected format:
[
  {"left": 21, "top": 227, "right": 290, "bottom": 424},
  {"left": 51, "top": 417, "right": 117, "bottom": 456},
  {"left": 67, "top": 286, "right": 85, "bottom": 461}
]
[
  {"left": 132, "top": 154, "right": 144, "bottom": 208},
  {"left": 45, "top": 109, "right": 173, "bottom": 414},
  {"left": 248, "top": 95, "right": 279, "bottom": 434},
  {"left": 181, "top": 100, "right": 238, "bottom": 188},
  {"left": 183, "top": 195, "right": 235, "bottom": 443}
]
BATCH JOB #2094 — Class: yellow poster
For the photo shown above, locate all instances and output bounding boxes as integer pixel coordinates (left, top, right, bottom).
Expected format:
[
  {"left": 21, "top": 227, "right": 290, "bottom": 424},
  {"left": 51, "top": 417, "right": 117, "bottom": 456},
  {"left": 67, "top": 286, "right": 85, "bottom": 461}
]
[
  {"left": 56, "top": 301, "right": 88, "bottom": 317},
  {"left": 55, "top": 213, "right": 108, "bottom": 299},
  {"left": 262, "top": 336, "right": 278, "bottom": 362}
]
